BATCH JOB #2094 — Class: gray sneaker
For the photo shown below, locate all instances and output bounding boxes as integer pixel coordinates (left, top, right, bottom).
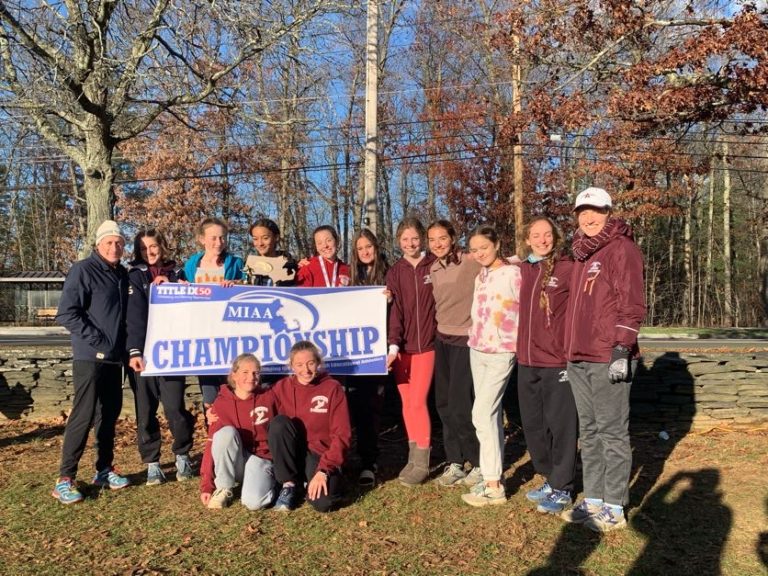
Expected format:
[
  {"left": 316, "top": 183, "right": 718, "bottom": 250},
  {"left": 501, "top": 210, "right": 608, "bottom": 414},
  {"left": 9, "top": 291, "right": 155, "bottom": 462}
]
[
  {"left": 436, "top": 463, "right": 466, "bottom": 487},
  {"left": 462, "top": 466, "right": 483, "bottom": 487},
  {"left": 584, "top": 505, "right": 627, "bottom": 532},
  {"left": 461, "top": 483, "right": 507, "bottom": 507},
  {"left": 146, "top": 462, "right": 165, "bottom": 486},
  {"left": 175, "top": 454, "right": 194, "bottom": 482},
  {"left": 561, "top": 499, "right": 602, "bottom": 524}
]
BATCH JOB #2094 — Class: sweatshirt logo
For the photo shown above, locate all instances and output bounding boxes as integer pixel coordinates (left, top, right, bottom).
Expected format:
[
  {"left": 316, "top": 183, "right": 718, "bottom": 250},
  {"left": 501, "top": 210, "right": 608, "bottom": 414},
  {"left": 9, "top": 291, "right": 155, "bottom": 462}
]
[
  {"left": 547, "top": 276, "right": 559, "bottom": 289},
  {"left": 584, "top": 262, "right": 602, "bottom": 295},
  {"left": 310, "top": 395, "right": 329, "bottom": 413},
  {"left": 423, "top": 274, "right": 432, "bottom": 285},
  {"left": 251, "top": 405, "right": 270, "bottom": 425}
]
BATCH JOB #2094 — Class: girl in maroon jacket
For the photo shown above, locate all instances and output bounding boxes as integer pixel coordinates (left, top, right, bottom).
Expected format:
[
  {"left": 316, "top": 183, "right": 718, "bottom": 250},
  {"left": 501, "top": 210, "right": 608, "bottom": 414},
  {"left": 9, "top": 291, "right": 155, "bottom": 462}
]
[
  {"left": 517, "top": 217, "right": 578, "bottom": 515},
  {"left": 268, "top": 341, "right": 351, "bottom": 512},
  {"left": 296, "top": 225, "right": 351, "bottom": 287},
  {"left": 562, "top": 187, "right": 646, "bottom": 533},
  {"left": 199, "top": 353, "right": 277, "bottom": 510},
  {"left": 386, "top": 217, "right": 437, "bottom": 486}
]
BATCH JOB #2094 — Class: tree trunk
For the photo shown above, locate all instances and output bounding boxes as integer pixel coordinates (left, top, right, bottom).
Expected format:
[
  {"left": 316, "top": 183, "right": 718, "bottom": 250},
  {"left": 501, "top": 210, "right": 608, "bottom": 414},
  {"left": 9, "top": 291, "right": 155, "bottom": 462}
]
[
  {"left": 760, "top": 191, "right": 768, "bottom": 326},
  {"left": 704, "top": 161, "right": 715, "bottom": 324},
  {"left": 81, "top": 130, "right": 115, "bottom": 258},
  {"left": 682, "top": 176, "right": 693, "bottom": 325},
  {"left": 722, "top": 141, "right": 733, "bottom": 327}
]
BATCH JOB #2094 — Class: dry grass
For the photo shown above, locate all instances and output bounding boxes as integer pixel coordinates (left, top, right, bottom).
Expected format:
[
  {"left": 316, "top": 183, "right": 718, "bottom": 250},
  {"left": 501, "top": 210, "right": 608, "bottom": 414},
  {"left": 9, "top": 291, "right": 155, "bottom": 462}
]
[{"left": 0, "top": 418, "right": 766, "bottom": 576}]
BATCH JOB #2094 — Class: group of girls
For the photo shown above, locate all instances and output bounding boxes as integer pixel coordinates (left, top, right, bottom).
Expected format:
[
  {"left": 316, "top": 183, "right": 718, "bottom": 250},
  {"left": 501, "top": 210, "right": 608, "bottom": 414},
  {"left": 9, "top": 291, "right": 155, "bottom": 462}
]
[{"left": 127, "top": 187, "right": 643, "bottom": 526}]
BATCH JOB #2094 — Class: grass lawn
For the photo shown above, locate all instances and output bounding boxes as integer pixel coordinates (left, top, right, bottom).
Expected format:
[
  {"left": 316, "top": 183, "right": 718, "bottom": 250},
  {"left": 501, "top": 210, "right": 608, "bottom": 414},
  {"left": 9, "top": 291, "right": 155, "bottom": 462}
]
[{"left": 0, "top": 419, "right": 766, "bottom": 576}]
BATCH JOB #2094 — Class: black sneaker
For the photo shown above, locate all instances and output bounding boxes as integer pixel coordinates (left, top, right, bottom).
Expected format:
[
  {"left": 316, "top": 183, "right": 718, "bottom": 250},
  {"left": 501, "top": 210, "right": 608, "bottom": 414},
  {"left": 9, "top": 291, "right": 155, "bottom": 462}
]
[{"left": 274, "top": 485, "right": 298, "bottom": 512}]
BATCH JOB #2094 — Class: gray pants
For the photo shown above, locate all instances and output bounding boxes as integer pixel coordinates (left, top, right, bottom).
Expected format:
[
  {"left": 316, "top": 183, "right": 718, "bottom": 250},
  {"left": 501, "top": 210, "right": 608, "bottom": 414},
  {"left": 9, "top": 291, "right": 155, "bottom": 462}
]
[
  {"left": 567, "top": 361, "right": 634, "bottom": 506},
  {"left": 212, "top": 426, "right": 275, "bottom": 510}
]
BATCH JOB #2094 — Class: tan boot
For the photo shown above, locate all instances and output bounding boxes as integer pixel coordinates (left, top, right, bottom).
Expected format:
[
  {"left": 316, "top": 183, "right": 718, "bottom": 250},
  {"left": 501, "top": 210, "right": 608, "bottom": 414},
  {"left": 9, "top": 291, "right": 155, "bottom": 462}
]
[
  {"left": 398, "top": 441, "right": 416, "bottom": 482},
  {"left": 399, "top": 446, "right": 431, "bottom": 486}
]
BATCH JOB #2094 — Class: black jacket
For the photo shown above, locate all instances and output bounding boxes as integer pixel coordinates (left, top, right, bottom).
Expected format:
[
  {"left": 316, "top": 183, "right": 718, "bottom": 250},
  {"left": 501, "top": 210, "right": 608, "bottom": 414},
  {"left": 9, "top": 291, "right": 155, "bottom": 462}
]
[
  {"left": 56, "top": 251, "right": 128, "bottom": 362},
  {"left": 126, "top": 262, "right": 183, "bottom": 358}
]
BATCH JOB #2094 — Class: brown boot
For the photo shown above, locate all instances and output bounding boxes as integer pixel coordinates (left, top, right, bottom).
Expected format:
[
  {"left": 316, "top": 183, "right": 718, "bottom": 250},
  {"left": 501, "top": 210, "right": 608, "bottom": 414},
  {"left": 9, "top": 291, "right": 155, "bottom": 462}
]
[
  {"left": 398, "top": 441, "right": 416, "bottom": 481},
  {"left": 399, "top": 446, "right": 431, "bottom": 486}
]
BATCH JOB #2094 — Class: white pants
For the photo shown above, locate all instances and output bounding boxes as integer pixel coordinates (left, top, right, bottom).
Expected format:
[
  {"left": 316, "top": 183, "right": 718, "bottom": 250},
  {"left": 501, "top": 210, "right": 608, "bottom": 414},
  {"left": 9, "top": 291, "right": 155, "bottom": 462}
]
[
  {"left": 212, "top": 426, "right": 275, "bottom": 510},
  {"left": 470, "top": 349, "right": 516, "bottom": 482}
]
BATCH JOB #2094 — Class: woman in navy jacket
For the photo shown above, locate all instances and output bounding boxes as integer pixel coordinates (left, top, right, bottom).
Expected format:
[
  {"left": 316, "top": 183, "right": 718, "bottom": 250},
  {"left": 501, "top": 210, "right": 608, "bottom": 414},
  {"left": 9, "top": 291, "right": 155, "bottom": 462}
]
[{"left": 127, "top": 229, "right": 195, "bottom": 485}]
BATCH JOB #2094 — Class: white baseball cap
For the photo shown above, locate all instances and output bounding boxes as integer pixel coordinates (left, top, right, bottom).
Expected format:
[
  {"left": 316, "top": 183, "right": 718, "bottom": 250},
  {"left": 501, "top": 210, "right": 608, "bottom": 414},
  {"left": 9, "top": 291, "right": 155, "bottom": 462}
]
[{"left": 574, "top": 187, "right": 612, "bottom": 211}]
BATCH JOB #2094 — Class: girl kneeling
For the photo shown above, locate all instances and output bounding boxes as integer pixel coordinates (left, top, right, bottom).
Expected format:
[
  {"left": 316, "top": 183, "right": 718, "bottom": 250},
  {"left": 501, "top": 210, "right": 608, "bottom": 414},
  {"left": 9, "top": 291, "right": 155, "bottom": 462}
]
[
  {"left": 269, "top": 341, "right": 351, "bottom": 512},
  {"left": 200, "top": 354, "right": 276, "bottom": 510}
]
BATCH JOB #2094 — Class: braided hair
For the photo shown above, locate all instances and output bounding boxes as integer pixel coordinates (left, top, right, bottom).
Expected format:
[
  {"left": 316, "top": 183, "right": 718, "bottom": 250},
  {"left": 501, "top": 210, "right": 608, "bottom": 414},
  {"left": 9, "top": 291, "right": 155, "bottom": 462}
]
[{"left": 522, "top": 216, "right": 564, "bottom": 319}]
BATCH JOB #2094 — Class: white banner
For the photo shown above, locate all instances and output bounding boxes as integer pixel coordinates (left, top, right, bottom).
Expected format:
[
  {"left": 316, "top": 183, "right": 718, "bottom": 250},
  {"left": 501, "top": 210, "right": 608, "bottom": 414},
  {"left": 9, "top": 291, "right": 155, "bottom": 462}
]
[{"left": 142, "top": 284, "right": 388, "bottom": 376}]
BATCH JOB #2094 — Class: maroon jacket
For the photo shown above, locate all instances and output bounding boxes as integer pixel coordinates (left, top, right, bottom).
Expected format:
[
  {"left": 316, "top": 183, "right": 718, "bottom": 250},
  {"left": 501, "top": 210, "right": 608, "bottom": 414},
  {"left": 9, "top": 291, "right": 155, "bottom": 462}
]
[
  {"left": 271, "top": 372, "right": 351, "bottom": 473},
  {"left": 564, "top": 219, "right": 646, "bottom": 363},
  {"left": 296, "top": 256, "right": 351, "bottom": 287},
  {"left": 386, "top": 254, "right": 437, "bottom": 354},
  {"left": 200, "top": 385, "right": 276, "bottom": 494},
  {"left": 518, "top": 257, "right": 573, "bottom": 368}
]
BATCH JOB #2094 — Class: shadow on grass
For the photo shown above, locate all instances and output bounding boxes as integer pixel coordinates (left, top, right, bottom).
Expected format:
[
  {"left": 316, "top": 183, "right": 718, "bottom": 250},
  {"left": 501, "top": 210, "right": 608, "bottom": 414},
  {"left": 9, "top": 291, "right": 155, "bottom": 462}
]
[
  {"left": 0, "top": 423, "right": 65, "bottom": 449},
  {"left": 627, "top": 468, "right": 731, "bottom": 576},
  {"left": 627, "top": 352, "right": 693, "bottom": 514},
  {"left": 525, "top": 522, "right": 602, "bottom": 576}
]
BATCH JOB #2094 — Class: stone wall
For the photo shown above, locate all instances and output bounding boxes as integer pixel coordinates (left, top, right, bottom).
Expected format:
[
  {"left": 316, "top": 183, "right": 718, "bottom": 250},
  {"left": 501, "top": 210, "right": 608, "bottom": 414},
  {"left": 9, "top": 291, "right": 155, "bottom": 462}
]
[
  {"left": 1, "top": 346, "right": 767, "bottom": 428},
  {"left": 0, "top": 347, "right": 204, "bottom": 421}
]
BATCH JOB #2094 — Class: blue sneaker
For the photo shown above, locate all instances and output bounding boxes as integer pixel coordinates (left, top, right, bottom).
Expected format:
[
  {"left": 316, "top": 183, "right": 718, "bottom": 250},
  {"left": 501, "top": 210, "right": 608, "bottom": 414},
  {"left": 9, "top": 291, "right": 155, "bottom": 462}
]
[
  {"left": 52, "top": 477, "right": 84, "bottom": 505},
  {"left": 175, "top": 454, "right": 194, "bottom": 482},
  {"left": 526, "top": 481, "right": 552, "bottom": 503},
  {"left": 537, "top": 489, "right": 572, "bottom": 514},
  {"left": 273, "top": 484, "right": 298, "bottom": 512},
  {"left": 146, "top": 463, "right": 165, "bottom": 486},
  {"left": 93, "top": 468, "right": 130, "bottom": 490}
]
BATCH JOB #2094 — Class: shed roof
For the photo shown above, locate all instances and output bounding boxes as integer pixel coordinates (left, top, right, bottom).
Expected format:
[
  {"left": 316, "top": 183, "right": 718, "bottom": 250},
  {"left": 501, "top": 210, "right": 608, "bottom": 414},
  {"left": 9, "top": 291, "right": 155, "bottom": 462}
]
[{"left": 0, "top": 271, "right": 66, "bottom": 283}]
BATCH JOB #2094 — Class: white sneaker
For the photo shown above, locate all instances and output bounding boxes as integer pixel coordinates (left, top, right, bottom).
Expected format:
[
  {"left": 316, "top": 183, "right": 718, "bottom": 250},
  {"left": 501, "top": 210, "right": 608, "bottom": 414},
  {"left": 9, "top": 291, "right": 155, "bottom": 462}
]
[
  {"left": 461, "top": 483, "right": 506, "bottom": 507},
  {"left": 207, "top": 487, "right": 234, "bottom": 509}
]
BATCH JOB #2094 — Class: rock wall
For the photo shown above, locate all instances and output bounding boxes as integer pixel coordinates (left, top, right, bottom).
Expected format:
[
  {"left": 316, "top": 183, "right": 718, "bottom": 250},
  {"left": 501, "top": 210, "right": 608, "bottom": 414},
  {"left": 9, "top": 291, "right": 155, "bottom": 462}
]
[
  {"left": 1, "top": 346, "right": 767, "bottom": 429},
  {"left": 0, "top": 347, "right": 204, "bottom": 421}
]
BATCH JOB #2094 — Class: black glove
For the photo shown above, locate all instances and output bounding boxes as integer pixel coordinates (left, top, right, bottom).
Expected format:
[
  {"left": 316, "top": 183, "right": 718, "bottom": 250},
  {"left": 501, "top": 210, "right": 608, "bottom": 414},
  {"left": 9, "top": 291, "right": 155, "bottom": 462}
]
[{"left": 608, "top": 345, "right": 631, "bottom": 383}]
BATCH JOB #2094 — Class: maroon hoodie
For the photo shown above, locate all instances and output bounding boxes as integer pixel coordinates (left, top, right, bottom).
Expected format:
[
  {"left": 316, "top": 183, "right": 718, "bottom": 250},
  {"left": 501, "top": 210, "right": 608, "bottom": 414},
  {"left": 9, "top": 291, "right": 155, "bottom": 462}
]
[
  {"left": 386, "top": 254, "right": 437, "bottom": 354},
  {"left": 564, "top": 219, "right": 646, "bottom": 363},
  {"left": 271, "top": 372, "right": 351, "bottom": 472},
  {"left": 200, "top": 385, "right": 276, "bottom": 494},
  {"left": 296, "top": 256, "right": 351, "bottom": 287},
  {"left": 518, "top": 257, "right": 573, "bottom": 368}
]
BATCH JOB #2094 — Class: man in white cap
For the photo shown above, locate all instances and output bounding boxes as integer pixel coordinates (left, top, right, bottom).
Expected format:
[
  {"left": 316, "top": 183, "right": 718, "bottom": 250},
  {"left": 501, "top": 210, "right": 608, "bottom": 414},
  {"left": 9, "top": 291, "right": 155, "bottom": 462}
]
[
  {"left": 561, "top": 187, "right": 646, "bottom": 532},
  {"left": 52, "top": 220, "right": 131, "bottom": 504}
]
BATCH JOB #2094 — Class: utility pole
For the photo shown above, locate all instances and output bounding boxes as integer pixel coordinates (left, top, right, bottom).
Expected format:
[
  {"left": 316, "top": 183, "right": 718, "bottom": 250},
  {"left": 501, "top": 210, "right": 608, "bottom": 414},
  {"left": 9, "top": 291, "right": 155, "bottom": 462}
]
[
  {"left": 364, "top": 0, "right": 379, "bottom": 233},
  {"left": 512, "top": 34, "right": 524, "bottom": 255}
]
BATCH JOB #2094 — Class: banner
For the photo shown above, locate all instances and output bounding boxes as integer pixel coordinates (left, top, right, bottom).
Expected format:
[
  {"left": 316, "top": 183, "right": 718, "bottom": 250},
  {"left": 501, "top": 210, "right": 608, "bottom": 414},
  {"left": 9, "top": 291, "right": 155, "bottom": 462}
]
[{"left": 142, "top": 284, "right": 388, "bottom": 376}]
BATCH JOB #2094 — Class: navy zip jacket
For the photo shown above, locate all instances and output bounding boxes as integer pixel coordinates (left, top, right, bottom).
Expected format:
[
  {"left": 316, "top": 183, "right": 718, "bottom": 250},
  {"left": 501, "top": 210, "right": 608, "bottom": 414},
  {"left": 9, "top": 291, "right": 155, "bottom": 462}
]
[
  {"left": 56, "top": 251, "right": 129, "bottom": 362},
  {"left": 126, "top": 262, "right": 183, "bottom": 358}
]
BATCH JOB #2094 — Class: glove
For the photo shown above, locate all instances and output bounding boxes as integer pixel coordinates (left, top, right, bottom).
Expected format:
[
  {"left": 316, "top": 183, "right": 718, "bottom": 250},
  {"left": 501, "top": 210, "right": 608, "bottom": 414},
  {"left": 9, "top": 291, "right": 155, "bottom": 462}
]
[{"left": 608, "top": 345, "right": 631, "bottom": 383}]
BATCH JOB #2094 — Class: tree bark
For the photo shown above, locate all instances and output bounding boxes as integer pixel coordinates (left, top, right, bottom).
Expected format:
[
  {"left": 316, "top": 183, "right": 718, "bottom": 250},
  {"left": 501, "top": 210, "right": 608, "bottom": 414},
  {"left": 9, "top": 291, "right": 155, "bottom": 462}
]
[{"left": 722, "top": 141, "right": 733, "bottom": 327}]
